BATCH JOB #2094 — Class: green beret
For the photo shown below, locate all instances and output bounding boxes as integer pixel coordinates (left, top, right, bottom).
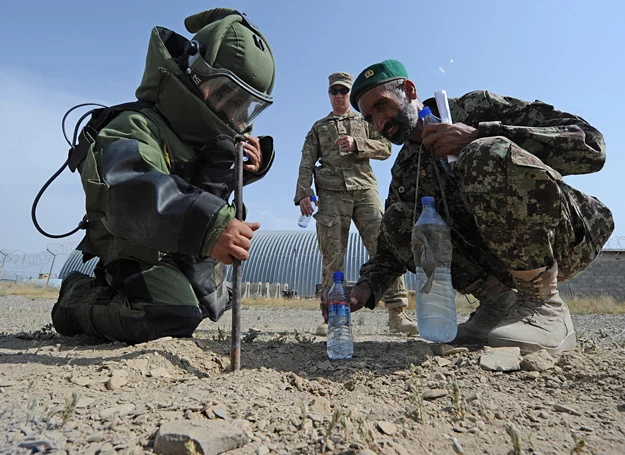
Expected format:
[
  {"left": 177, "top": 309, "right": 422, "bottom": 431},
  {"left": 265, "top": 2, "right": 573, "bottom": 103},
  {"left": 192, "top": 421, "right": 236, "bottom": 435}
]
[{"left": 350, "top": 59, "right": 409, "bottom": 111}]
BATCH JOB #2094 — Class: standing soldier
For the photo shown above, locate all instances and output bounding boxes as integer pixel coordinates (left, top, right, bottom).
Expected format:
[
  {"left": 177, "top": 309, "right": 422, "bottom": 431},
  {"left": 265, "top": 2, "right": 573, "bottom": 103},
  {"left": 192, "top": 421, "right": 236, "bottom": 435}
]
[{"left": 294, "top": 72, "right": 418, "bottom": 336}]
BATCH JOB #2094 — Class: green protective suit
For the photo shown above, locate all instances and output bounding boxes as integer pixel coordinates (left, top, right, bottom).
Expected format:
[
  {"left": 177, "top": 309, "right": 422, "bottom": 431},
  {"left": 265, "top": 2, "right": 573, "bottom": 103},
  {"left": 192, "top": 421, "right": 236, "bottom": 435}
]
[{"left": 53, "top": 21, "right": 275, "bottom": 344}]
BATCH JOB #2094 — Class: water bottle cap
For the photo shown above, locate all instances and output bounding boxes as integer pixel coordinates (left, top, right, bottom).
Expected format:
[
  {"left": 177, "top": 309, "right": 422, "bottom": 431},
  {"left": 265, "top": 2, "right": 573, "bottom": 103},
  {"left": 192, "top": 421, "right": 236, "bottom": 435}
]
[
  {"left": 418, "top": 106, "right": 432, "bottom": 118},
  {"left": 311, "top": 195, "right": 318, "bottom": 202},
  {"left": 332, "top": 271, "right": 344, "bottom": 282},
  {"left": 421, "top": 196, "right": 436, "bottom": 206}
]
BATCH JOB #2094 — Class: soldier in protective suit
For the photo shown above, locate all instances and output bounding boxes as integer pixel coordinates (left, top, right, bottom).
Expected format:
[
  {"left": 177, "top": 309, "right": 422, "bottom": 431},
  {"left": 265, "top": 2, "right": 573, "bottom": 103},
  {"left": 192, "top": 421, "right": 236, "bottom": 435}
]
[{"left": 52, "top": 9, "right": 276, "bottom": 344}]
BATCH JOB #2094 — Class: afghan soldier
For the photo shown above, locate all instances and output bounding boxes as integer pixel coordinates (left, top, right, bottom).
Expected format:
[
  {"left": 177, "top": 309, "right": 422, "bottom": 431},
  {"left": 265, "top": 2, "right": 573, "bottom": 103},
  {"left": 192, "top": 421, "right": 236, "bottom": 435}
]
[
  {"left": 52, "top": 9, "right": 276, "bottom": 343},
  {"left": 294, "top": 72, "right": 418, "bottom": 336},
  {"left": 348, "top": 59, "right": 613, "bottom": 354}
]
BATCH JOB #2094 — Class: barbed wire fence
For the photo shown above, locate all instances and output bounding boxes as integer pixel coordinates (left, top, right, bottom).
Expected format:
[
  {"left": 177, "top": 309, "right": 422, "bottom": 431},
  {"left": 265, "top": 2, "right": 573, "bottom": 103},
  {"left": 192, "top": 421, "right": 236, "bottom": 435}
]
[
  {"left": 0, "top": 242, "right": 78, "bottom": 282},
  {"left": 603, "top": 236, "right": 625, "bottom": 251}
]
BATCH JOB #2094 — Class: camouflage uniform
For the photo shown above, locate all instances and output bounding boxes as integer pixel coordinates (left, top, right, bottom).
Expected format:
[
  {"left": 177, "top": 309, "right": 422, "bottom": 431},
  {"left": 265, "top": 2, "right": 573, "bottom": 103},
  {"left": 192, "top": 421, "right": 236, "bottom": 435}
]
[
  {"left": 294, "top": 110, "right": 408, "bottom": 306},
  {"left": 358, "top": 90, "right": 614, "bottom": 308}
]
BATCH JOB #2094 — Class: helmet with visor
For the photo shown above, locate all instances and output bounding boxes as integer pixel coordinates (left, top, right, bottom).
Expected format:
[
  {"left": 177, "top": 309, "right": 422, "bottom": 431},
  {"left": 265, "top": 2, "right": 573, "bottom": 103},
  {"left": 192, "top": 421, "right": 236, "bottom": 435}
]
[{"left": 182, "top": 39, "right": 273, "bottom": 133}]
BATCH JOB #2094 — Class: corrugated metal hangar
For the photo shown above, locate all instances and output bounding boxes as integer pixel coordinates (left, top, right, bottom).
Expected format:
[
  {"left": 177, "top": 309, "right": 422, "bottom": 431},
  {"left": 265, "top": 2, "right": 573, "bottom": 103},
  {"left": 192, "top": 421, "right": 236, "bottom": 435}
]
[{"left": 59, "top": 230, "right": 418, "bottom": 297}]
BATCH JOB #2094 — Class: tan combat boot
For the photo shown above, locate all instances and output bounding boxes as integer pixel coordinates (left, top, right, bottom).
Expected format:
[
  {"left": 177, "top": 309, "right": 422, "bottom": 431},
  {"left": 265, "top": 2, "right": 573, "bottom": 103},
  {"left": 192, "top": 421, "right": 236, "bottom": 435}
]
[
  {"left": 388, "top": 307, "right": 419, "bottom": 335},
  {"left": 315, "top": 322, "right": 328, "bottom": 336},
  {"left": 488, "top": 261, "right": 576, "bottom": 354},
  {"left": 454, "top": 275, "right": 518, "bottom": 344}
]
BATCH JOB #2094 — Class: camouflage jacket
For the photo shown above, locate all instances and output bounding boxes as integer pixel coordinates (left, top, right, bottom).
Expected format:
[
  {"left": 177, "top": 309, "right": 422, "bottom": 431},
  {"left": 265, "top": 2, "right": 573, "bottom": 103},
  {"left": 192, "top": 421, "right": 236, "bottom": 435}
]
[
  {"left": 293, "top": 110, "right": 392, "bottom": 204},
  {"left": 358, "top": 90, "right": 607, "bottom": 304}
]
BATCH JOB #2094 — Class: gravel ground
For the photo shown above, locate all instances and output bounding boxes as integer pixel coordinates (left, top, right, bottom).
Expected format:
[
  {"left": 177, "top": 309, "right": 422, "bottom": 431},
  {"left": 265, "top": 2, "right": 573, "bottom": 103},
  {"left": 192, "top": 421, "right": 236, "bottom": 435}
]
[
  {"left": 4, "top": 295, "right": 624, "bottom": 349},
  {"left": 1, "top": 295, "right": 624, "bottom": 455}
]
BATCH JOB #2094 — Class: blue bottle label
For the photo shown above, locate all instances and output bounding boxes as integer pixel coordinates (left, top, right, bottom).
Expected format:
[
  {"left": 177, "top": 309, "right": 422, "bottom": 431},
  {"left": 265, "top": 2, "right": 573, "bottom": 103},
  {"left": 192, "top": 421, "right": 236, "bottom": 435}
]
[{"left": 328, "top": 302, "right": 350, "bottom": 317}]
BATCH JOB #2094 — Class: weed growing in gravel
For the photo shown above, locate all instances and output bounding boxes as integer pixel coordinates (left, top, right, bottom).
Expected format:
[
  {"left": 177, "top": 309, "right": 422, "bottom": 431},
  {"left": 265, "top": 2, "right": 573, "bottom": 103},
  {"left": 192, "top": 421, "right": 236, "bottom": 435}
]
[
  {"left": 294, "top": 330, "right": 315, "bottom": 344},
  {"left": 408, "top": 364, "right": 425, "bottom": 423},
  {"left": 184, "top": 439, "right": 200, "bottom": 455},
  {"left": 26, "top": 398, "right": 38, "bottom": 425},
  {"left": 213, "top": 327, "right": 227, "bottom": 342},
  {"left": 452, "top": 378, "right": 466, "bottom": 420},
  {"left": 268, "top": 331, "right": 288, "bottom": 347},
  {"left": 47, "top": 391, "right": 80, "bottom": 428},
  {"left": 506, "top": 423, "right": 522, "bottom": 455},
  {"left": 321, "top": 408, "right": 344, "bottom": 453},
  {"left": 570, "top": 432, "right": 587, "bottom": 454},
  {"left": 355, "top": 415, "right": 376, "bottom": 450},
  {"left": 242, "top": 328, "right": 261, "bottom": 343},
  {"left": 299, "top": 402, "right": 308, "bottom": 424}
]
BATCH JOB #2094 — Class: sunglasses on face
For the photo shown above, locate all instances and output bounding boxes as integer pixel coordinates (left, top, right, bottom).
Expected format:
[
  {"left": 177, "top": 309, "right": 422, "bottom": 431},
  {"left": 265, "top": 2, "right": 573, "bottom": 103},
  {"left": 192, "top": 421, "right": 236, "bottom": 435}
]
[{"left": 329, "top": 86, "right": 350, "bottom": 96}]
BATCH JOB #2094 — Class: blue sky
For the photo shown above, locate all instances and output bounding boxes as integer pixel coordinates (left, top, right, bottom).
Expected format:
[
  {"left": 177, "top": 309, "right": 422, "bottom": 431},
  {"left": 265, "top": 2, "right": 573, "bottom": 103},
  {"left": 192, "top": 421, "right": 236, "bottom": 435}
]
[{"left": 1, "top": 0, "right": 623, "bottom": 278}]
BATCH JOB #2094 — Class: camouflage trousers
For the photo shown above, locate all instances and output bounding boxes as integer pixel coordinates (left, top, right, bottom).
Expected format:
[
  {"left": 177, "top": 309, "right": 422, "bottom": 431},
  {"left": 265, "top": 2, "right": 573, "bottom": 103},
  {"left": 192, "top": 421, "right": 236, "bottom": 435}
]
[
  {"left": 52, "top": 258, "right": 205, "bottom": 344},
  {"left": 381, "top": 136, "right": 614, "bottom": 292},
  {"left": 315, "top": 187, "right": 408, "bottom": 307}
]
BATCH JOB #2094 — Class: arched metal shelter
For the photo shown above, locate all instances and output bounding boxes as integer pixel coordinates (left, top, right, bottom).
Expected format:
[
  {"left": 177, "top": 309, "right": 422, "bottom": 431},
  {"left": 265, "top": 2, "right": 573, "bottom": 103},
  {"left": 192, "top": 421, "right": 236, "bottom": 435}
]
[{"left": 59, "top": 230, "right": 418, "bottom": 297}]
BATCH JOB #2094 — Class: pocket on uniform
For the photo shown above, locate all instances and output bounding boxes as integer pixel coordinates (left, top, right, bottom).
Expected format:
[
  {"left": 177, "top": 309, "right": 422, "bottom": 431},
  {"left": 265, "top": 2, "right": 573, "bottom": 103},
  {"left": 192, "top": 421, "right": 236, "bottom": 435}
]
[
  {"left": 314, "top": 213, "right": 336, "bottom": 227},
  {"left": 510, "top": 146, "right": 562, "bottom": 181}
]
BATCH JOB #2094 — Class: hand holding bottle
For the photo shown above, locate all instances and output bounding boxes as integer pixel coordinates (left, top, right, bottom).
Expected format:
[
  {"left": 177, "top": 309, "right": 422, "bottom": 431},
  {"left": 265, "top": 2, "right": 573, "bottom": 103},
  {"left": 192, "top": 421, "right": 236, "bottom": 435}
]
[
  {"left": 421, "top": 122, "right": 478, "bottom": 158},
  {"left": 335, "top": 135, "right": 356, "bottom": 154},
  {"left": 298, "top": 195, "right": 318, "bottom": 228}
]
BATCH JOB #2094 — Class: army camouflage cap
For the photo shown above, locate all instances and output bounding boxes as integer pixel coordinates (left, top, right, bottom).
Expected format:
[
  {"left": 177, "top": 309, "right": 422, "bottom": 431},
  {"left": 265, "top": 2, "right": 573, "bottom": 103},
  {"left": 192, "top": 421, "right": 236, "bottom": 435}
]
[
  {"left": 328, "top": 72, "right": 353, "bottom": 89},
  {"left": 185, "top": 8, "right": 276, "bottom": 95},
  {"left": 350, "top": 59, "right": 409, "bottom": 111}
]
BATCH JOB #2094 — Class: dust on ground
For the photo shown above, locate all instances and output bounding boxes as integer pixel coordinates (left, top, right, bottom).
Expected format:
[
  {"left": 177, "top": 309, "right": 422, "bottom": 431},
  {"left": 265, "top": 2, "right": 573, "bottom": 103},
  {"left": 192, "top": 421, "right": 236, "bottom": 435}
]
[{"left": 1, "top": 295, "right": 624, "bottom": 455}]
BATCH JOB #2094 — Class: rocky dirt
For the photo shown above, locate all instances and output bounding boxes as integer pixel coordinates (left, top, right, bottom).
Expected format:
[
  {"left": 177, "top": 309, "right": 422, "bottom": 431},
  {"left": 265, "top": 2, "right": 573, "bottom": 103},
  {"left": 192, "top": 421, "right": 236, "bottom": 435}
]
[{"left": 1, "top": 295, "right": 624, "bottom": 455}]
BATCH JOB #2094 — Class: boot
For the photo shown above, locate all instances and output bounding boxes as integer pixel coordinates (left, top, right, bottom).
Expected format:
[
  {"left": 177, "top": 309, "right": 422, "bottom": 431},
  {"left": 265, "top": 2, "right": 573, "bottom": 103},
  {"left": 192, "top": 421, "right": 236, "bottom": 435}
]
[
  {"left": 388, "top": 307, "right": 419, "bottom": 335},
  {"left": 488, "top": 261, "right": 576, "bottom": 354},
  {"left": 454, "top": 275, "right": 518, "bottom": 344},
  {"left": 315, "top": 322, "right": 328, "bottom": 336},
  {"left": 315, "top": 288, "right": 329, "bottom": 336},
  {"left": 51, "top": 272, "right": 96, "bottom": 336}
]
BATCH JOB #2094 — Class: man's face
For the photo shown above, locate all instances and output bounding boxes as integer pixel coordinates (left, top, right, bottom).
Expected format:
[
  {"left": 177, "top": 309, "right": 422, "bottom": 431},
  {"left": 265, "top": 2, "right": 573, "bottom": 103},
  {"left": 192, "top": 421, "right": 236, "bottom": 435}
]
[
  {"left": 328, "top": 84, "right": 351, "bottom": 112},
  {"left": 358, "top": 83, "right": 419, "bottom": 145},
  {"left": 202, "top": 84, "right": 254, "bottom": 132}
]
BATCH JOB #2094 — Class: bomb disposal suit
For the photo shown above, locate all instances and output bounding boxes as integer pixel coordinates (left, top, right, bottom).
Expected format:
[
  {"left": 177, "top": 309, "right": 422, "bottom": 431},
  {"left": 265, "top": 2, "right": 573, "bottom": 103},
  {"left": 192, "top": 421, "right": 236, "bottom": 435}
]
[{"left": 52, "top": 9, "right": 276, "bottom": 343}]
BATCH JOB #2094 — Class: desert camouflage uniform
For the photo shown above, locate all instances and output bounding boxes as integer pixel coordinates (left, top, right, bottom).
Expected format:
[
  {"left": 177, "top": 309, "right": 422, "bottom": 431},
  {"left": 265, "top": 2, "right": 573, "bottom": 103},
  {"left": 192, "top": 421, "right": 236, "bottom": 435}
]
[
  {"left": 357, "top": 90, "right": 614, "bottom": 308},
  {"left": 294, "top": 110, "right": 407, "bottom": 306}
]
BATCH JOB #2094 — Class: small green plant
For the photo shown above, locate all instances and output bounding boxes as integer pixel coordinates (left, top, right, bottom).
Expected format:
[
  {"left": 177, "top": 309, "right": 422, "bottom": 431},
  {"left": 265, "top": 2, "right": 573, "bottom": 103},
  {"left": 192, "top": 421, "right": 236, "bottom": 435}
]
[
  {"left": 267, "top": 331, "right": 288, "bottom": 347},
  {"left": 506, "top": 423, "right": 522, "bottom": 455},
  {"left": 452, "top": 378, "right": 466, "bottom": 420},
  {"left": 357, "top": 313, "right": 365, "bottom": 326},
  {"left": 213, "top": 327, "right": 227, "bottom": 342},
  {"left": 26, "top": 398, "right": 39, "bottom": 425},
  {"left": 294, "top": 330, "right": 315, "bottom": 344},
  {"left": 47, "top": 391, "right": 80, "bottom": 427},
  {"left": 299, "top": 402, "right": 309, "bottom": 421},
  {"left": 408, "top": 364, "right": 425, "bottom": 423},
  {"left": 321, "top": 408, "right": 344, "bottom": 453},
  {"left": 355, "top": 416, "right": 376, "bottom": 450},
  {"left": 570, "top": 432, "right": 587, "bottom": 454},
  {"left": 184, "top": 439, "right": 200, "bottom": 455},
  {"left": 242, "top": 328, "right": 261, "bottom": 343}
]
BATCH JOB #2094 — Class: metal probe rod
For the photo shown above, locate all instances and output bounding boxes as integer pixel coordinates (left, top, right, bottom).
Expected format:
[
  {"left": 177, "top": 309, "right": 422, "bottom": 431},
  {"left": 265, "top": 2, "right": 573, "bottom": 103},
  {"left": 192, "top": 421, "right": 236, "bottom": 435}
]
[{"left": 230, "top": 136, "right": 245, "bottom": 372}]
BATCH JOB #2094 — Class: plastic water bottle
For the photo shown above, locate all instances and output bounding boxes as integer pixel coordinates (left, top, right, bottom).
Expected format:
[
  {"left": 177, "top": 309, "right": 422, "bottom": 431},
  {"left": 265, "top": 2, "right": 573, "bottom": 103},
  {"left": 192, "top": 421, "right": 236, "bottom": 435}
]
[
  {"left": 297, "top": 195, "right": 318, "bottom": 228},
  {"left": 414, "top": 196, "right": 457, "bottom": 343},
  {"left": 326, "top": 271, "right": 353, "bottom": 359},
  {"left": 418, "top": 106, "right": 454, "bottom": 176}
]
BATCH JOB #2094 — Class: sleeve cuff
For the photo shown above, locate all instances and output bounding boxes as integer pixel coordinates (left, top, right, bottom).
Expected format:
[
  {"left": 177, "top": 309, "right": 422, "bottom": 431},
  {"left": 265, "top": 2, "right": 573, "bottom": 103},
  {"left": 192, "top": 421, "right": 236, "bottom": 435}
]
[
  {"left": 200, "top": 204, "right": 236, "bottom": 258},
  {"left": 477, "top": 121, "right": 503, "bottom": 138}
]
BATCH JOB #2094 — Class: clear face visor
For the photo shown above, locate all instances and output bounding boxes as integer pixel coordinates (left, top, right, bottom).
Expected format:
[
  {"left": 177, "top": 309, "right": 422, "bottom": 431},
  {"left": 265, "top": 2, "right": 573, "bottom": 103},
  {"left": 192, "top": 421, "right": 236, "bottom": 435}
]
[{"left": 185, "top": 42, "right": 273, "bottom": 132}]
